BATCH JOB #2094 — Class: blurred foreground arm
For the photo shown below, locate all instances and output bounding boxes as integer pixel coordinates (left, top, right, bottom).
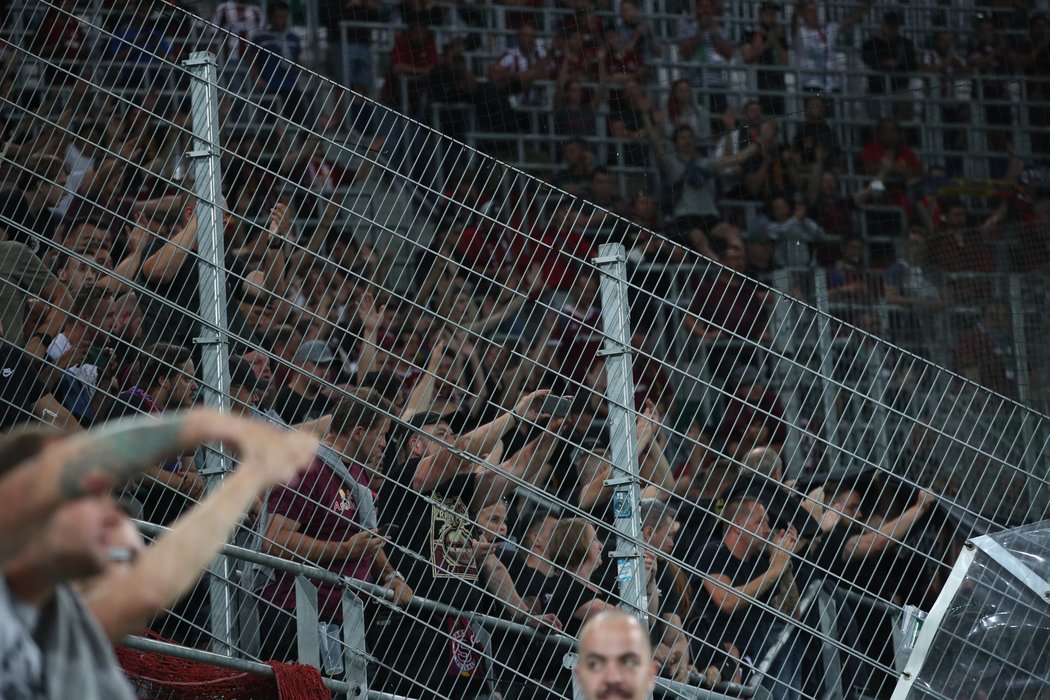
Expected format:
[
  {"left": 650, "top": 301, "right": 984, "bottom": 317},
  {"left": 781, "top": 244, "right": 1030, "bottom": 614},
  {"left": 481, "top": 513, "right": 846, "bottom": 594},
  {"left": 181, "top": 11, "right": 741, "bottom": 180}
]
[{"left": 84, "top": 421, "right": 318, "bottom": 641}]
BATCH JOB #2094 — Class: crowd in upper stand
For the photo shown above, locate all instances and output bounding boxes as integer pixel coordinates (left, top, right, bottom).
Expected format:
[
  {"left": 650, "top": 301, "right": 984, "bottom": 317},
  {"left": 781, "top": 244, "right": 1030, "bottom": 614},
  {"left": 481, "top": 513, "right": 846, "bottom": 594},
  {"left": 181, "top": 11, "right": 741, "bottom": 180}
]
[{"left": 0, "top": 1, "right": 1044, "bottom": 699}]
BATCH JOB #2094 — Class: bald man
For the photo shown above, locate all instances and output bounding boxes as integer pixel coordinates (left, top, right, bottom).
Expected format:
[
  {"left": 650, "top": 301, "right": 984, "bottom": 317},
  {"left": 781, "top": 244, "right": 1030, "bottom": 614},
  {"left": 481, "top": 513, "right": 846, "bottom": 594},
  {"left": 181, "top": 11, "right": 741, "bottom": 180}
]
[{"left": 576, "top": 611, "right": 657, "bottom": 700}]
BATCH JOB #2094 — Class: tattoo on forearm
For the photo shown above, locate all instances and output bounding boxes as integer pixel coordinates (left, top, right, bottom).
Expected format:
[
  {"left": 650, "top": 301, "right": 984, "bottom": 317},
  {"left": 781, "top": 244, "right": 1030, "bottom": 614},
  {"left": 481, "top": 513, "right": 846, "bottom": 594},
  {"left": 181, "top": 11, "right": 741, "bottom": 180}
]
[{"left": 58, "top": 415, "right": 189, "bottom": 498}]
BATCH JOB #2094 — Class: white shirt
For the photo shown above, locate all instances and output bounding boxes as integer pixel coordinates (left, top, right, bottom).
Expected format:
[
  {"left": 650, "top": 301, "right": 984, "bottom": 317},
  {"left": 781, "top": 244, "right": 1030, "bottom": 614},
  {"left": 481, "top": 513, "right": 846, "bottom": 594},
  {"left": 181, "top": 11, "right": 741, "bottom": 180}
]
[
  {"left": 793, "top": 22, "right": 841, "bottom": 91},
  {"left": 212, "top": 1, "right": 264, "bottom": 61},
  {"left": 497, "top": 42, "right": 549, "bottom": 106}
]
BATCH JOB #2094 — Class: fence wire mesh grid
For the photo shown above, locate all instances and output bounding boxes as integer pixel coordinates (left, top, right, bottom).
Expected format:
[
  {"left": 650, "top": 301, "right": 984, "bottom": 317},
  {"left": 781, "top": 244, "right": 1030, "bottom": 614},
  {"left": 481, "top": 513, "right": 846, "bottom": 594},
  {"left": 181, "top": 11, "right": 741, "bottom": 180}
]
[{"left": 1, "top": 1, "right": 1049, "bottom": 700}]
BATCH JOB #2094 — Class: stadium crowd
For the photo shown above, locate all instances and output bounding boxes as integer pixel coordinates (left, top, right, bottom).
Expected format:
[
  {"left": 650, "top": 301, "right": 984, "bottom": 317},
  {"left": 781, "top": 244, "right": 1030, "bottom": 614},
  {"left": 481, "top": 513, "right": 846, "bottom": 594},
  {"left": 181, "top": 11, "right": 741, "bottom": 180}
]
[{"left": 0, "top": 0, "right": 1047, "bottom": 699}]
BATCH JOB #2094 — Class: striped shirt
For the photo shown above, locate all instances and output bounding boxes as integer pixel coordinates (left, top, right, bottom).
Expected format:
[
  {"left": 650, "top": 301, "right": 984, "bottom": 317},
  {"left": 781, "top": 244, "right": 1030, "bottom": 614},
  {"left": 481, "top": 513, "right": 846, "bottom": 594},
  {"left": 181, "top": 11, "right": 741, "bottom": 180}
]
[{"left": 212, "top": 1, "right": 263, "bottom": 61}]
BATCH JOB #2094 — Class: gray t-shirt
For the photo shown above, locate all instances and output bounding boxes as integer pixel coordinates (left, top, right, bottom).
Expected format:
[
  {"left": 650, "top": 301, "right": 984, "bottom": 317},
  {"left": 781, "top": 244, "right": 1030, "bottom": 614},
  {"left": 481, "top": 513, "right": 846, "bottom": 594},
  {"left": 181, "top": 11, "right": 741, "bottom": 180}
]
[
  {"left": 0, "top": 241, "right": 58, "bottom": 346},
  {"left": 0, "top": 576, "right": 137, "bottom": 700}
]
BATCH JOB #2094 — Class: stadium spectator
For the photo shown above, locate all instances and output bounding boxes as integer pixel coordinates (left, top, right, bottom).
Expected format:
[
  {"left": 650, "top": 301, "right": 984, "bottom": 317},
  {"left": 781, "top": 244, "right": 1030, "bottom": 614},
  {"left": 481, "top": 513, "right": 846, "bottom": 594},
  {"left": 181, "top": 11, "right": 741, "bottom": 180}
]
[
  {"left": 687, "top": 495, "right": 804, "bottom": 700},
  {"left": 250, "top": 2, "right": 306, "bottom": 122},
  {"left": 553, "top": 139, "right": 595, "bottom": 196},
  {"left": 381, "top": 19, "right": 439, "bottom": 117},
  {"left": 0, "top": 409, "right": 315, "bottom": 698},
  {"left": 741, "top": 120, "right": 794, "bottom": 202},
  {"left": 717, "top": 365, "right": 788, "bottom": 456},
  {"left": 585, "top": 167, "right": 631, "bottom": 217},
  {"left": 921, "top": 31, "right": 970, "bottom": 163},
  {"left": 0, "top": 240, "right": 72, "bottom": 356},
  {"left": 741, "top": 2, "right": 789, "bottom": 116},
  {"left": 684, "top": 239, "right": 769, "bottom": 349},
  {"left": 676, "top": 0, "right": 733, "bottom": 118},
  {"left": 616, "top": 0, "right": 662, "bottom": 66},
  {"left": 885, "top": 224, "right": 943, "bottom": 307},
  {"left": 790, "top": 96, "right": 844, "bottom": 178},
  {"left": 647, "top": 123, "right": 759, "bottom": 254},
  {"left": 266, "top": 339, "right": 336, "bottom": 425},
  {"left": 575, "top": 612, "right": 658, "bottom": 700},
  {"left": 791, "top": 0, "right": 875, "bottom": 97},
  {"left": 861, "top": 118, "right": 924, "bottom": 213},
  {"left": 827, "top": 237, "right": 880, "bottom": 307},
  {"left": 607, "top": 79, "right": 657, "bottom": 169},
  {"left": 212, "top": 0, "right": 264, "bottom": 63},
  {"left": 861, "top": 12, "right": 919, "bottom": 119},
  {"left": 41, "top": 285, "right": 116, "bottom": 425},
  {"left": 750, "top": 195, "right": 824, "bottom": 268},
  {"left": 0, "top": 153, "right": 67, "bottom": 256},
  {"left": 713, "top": 101, "right": 765, "bottom": 198},
  {"left": 501, "top": 505, "right": 560, "bottom": 604},
  {"left": 490, "top": 23, "right": 555, "bottom": 111},
  {"left": 662, "top": 79, "right": 708, "bottom": 143},
  {"left": 259, "top": 390, "right": 412, "bottom": 663},
  {"left": 103, "top": 343, "right": 203, "bottom": 526},
  {"left": 927, "top": 201, "right": 998, "bottom": 302},
  {"left": 320, "top": 0, "right": 381, "bottom": 95},
  {"left": 952, "top": 302, "right": 1019, "bottom": 397},
  {"left": 0, "top": 321, "right": 79, "bottom": 431},
  {"left": 969, "top": 14, "right": 1015, "bottom": 153},
  {"left": 554, "top": 76, "right": 602, "bottom": 138},
  {"left": 601, "top": 25, "right": 646, "bottom": 85},
  {"left": 543, "top": 518, "right": 617, "bottom": 637},
  {"left": 371, "top": 391, "right": 554, "bottom": 699}
]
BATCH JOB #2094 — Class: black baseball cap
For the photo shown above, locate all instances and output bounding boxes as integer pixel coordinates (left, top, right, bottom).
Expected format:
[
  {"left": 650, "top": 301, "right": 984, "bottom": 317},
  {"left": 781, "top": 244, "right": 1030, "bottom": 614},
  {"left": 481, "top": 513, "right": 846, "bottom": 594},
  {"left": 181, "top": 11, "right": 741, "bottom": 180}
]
[{"left": 407, "top": 411, "right": 455, "bottom": 430}]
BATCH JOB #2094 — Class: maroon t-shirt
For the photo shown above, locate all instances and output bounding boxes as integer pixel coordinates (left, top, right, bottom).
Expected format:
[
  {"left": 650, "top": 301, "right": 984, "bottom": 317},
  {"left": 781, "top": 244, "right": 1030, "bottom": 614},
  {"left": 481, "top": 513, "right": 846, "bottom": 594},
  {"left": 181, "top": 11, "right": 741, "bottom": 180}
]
[{"left": 262, "top": 455, "right": 375, "bottom": 621}]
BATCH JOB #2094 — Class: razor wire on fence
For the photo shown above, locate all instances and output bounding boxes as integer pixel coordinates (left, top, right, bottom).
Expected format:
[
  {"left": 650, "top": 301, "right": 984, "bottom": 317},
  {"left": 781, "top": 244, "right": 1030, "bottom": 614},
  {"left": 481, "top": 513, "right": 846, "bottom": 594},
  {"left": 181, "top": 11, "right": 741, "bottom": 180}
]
[{"left": 1, "top": 1, "right": 1049, "bottom": 699}]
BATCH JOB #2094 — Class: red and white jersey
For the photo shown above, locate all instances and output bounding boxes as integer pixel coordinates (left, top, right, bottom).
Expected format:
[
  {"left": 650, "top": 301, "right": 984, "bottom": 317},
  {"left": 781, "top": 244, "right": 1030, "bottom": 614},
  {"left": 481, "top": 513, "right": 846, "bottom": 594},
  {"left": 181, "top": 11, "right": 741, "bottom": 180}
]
[
  {"left": 497, "top": 42, "right": 549, "bottom": 106},
  {"left": 212, "top": 1, "right": 263, "bottom": 61}
]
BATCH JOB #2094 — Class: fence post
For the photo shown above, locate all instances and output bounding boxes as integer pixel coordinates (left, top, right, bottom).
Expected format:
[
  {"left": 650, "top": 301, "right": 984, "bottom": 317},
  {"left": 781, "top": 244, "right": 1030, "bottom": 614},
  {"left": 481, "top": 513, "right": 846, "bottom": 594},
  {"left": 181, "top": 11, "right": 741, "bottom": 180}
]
[
  {"left": 594, "top": 244, "right": 649, "bottom": 632},
  {"left": 185, "top": 51, "right": 236, "bottom": 656}
]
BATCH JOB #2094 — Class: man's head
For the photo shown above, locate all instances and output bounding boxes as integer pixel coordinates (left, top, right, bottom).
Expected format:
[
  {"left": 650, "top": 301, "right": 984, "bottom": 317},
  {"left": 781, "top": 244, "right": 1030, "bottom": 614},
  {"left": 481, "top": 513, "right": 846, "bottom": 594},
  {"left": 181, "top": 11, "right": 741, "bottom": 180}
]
[
  {"left": 742, "top": 446, "right": 783, "bottom": 481},
  {"left": 292, "top": 339, "right": 337, "bottom": 391},
  {"left": 0, "top": 425, "right": 126, "bottom": 585},
  {"left": 743, "top": 100, "right": 764, "bottom": 127},
  {"left": 405, "top": 410, "right": 455, "bottom": 460},
  {"left": 138, "top": 343, "right": 198, "bottom": 410},
  {"left": 517, "top": 23, "right": 537, "bottom": 53},
  {"left": 804, "top": 95, "right": 826, "bottom": 121},
  {"left": 640, "top": 499, "right": 679, "bottom": 555},
  {"left": 881, "top": 11, "right": 902, "bottom": 38},
  {"left": 722, "top": 496, "right": 771, "bottom": 558},
  {"left": 620, "top": 0, "right": 640, "bottom": 24},
  {"left": 111, "top": 291, "right": 142, "bottom": 344},
  {"left": 65, "top": 284, "right": 116, "bottom": 347},
  {"left": 758, "top": 1, "right": 778, "bottom": 29},
  {"left": 829, "top": 485, "right": 863, "bottom": 521},
  {"left": 944, "top": 201, "right": 968, "bottom": 230},
  {"left": 269, "top": 0, "right": 290, "bottom": 30},
  {"left": 590, "top": 167, "right": 616, "bottom": 204},
  {"left": 546, "top": 517, "right": 602, "bottom": 572},
  {"left": 672, "top": 125, "right": 696, "bottom": 155},
  {"left": 477, "top": 500, "right": 509, "bottom": 543},
  {"left": 18, "top": 154, "right": 69, "bottom": 210},
  {"left": 800, "top": 1, "right": 820, "bottom": 28},
  {"left": 330, "top": 389, "right": 393, "bottom": 468},
  {"left": 576, "top": 611, "right": 657, "bottom": 700},
  {"left": 229, "top": 356, "right": 267, "bottom": 414},
  {"left": 518, "top": 505, "right": 560, "bottom": 556}
]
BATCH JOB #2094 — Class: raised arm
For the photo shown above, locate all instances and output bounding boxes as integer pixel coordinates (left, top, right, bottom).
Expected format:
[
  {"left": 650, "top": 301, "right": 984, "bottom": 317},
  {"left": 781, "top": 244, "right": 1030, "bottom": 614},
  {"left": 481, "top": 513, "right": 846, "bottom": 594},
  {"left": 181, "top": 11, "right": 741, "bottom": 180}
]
[
  {"left": 83, "top": 424, "right": 319, "bottom": 640},
  {"left": 844, "top": 490, "right": 935, "bottom": 559},
  {"left": 0, "top": 409, "right": 258, "bottom": 564},
  {"left": 702, "top": 528, "right": 798, "bottom": 614}
]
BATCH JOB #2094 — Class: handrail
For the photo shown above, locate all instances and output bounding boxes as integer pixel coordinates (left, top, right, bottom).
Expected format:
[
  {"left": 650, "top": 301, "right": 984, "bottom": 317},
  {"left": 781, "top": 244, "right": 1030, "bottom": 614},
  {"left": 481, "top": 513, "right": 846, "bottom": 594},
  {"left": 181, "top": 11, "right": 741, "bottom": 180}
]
[
  {"left": 134, "top": 520, "right": 576, "bottom": 647},
  {"left": 133, "top": 519, "right": 756, "bottom": 698}
]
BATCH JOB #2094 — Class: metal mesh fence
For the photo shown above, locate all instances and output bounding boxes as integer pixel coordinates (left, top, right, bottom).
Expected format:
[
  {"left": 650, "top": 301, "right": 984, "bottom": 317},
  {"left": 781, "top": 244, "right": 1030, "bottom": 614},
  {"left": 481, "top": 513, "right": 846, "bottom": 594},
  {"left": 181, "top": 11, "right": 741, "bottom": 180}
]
[{"left": 1, "top": 1, "right": 1049, "bottom": 699}]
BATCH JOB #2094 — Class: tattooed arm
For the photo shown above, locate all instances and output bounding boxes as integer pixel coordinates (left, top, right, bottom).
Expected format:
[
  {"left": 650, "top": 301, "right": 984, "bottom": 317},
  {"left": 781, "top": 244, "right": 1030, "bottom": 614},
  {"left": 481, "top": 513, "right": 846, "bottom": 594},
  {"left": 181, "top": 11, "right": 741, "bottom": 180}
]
[
  {"left": 0, "top": 409, "right": 282, "bottom": 565},
  {"left": 82, "top": 424, "right": 318, "bottom": 641}
]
